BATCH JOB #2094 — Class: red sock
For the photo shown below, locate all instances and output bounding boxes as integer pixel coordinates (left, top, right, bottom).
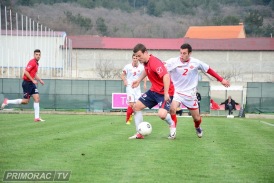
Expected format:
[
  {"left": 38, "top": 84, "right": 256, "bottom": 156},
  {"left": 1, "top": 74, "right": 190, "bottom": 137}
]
[
  {"left": 126, "top": 106, "right": 133, "bottom": 122},
  {"left": 171, "top": 114, "right": 177, "bottom": 127},
  {"left": 194, "top": 117, "right": 202, "bottom": 128}
]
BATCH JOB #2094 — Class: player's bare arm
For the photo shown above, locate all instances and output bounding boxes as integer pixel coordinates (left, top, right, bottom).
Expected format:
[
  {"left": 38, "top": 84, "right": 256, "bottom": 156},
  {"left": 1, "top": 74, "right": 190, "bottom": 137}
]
[
  {"left": 221, "top": 79, "right": 230, "bottom": 87},
  {"left": 143, "top": 77, "right": 147, "bottom": 90},
  {"left": 35, "top": 74, "right": 44, "bottom": 85},
  {"left": 120, "top": 72, "right": 128, "bottom": 86},
  {"left": 132, "top": 71, "right": 147, "bottom": 88},
  {"left": 163, "top": 74, "right": 171, "bottom": 102},
  {"left": 24, "top": 70, "right": 37, "bottom": 84}
]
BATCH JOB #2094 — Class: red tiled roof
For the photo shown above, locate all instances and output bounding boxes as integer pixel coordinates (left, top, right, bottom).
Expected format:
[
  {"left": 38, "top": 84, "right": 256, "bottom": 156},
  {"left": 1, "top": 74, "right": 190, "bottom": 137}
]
[
  {"left": 184, "top": 25, "right": 246, "bottom": 39},
  {"left": 184, "top": 38, "right": 274, "bottom": 51},
  {"left": 68, "top": 35, "right": 183, "bottom": 50},
  {"left": 68, "top": 36, "right": 274, "bottom": 51}
]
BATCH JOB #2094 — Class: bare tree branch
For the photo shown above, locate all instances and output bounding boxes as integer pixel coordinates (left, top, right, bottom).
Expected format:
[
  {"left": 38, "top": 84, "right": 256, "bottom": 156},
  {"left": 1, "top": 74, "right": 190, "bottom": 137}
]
[{"left": 95, "top": 60, "right": 121, "bottom": 79}]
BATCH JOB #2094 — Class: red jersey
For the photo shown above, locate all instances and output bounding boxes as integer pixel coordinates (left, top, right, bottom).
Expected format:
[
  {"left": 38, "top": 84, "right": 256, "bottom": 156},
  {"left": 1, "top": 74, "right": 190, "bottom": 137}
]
[
  {"left": 23, "top": 58, "right": 39, "bottom": 81},
  {"left": 144, "top": 55, "right": 174, "bottom": 96}
]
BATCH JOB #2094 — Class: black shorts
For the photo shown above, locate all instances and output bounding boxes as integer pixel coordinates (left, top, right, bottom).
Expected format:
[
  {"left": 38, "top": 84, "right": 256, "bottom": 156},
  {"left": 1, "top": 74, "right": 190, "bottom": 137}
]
[
  {"left": 138, "top": 90, "right": 173, "bottom": 111},
  {"left": 22, "top": 80, "right": 39, "bottom": 99}
]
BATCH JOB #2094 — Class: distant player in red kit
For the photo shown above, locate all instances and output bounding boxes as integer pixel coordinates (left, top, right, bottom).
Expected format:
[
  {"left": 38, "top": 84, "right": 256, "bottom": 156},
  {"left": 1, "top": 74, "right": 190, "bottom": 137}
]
[
  {"left": 165, "top": 43, "right": 230, "bottom": 138},
  {"left": 129, "top": 43, "right": 176, "bottom": 140},
  {"left": 120, "top": 54, "right": 147, "bottom": 125},
  {"left": 1, "top": 49, "right": 45, "bottom": 122}
]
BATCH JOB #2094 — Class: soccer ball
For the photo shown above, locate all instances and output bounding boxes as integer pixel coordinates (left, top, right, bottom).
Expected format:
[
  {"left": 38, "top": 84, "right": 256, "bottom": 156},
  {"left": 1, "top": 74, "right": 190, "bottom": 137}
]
[
  {"left": 227, "top": 115, "right": 234, "bottom": 118},
  {"left": 138, "top": 122, "right": 152, "bottom": 136}
]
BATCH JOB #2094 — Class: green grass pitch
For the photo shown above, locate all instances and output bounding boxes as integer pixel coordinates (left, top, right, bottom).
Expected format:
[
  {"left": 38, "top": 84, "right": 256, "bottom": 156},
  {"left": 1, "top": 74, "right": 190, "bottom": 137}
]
[{"left": 0, "top": 114, "right": 274, "bottom": 183}]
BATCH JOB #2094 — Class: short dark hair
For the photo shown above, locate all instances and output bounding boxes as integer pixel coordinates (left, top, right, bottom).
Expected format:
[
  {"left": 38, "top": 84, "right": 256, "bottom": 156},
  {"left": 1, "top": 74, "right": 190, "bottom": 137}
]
[
  {"left": 34, "top": 49, "right": 41, "bottom": 53},
  {"left": 133, "top": 43, "right": 147, "bottom": 53},
  {"left": 180, "top": 43, "right": 192, "bottom": 53}
]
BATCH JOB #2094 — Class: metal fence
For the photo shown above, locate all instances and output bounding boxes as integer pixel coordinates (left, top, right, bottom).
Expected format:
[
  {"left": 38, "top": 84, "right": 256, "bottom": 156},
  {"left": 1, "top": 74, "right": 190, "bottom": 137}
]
[
  {"left": 245, "top": 82, "right": 274, "bottom": 113},
  {"left": 0, "top": 78, "right": 211, "bottom": 113},
  {"left": 0, "top": 4, "right": 72, "bottom": 79},
  {"left": 3, "top": 78, "right": 273, "bottom": 114}
]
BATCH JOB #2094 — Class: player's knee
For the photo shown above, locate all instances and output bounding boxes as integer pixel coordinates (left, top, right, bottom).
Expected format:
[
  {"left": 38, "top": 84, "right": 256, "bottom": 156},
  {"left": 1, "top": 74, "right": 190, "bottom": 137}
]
[
  {"left": 133, "top": 101, "right": 146, "bottom": 111},
  {"left": 33, "top": 95, "right": 40, "bottom": 103},
  {"left": 133, "top": 104, "right": 141, "bottom": 111},
  {"left": 158, "top": 108, "right": 168, "bottom": 119},
  {"left": 159, "top": 116, "right": 166, "bottom": 120},
  {"left": 170, "top": 107, "right": 176, "bottom": 115},
  {"left": 193, "top": 115, "right": 201, "bottom": 122},
  {"left": 158, "top": 113, "right": 167, "bottom": 120},
  {"left": 22, "top": 99, "right": 29, "bottom": 104},
  {"left": 129, "top": 103, "right": 134, "bottom": 108}
]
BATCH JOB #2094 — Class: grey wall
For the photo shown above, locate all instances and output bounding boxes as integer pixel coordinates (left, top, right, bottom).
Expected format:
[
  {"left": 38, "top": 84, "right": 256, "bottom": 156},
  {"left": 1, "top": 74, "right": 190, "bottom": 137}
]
[{"left": 71, "top": 49, "right": 274, "bottom": 83}]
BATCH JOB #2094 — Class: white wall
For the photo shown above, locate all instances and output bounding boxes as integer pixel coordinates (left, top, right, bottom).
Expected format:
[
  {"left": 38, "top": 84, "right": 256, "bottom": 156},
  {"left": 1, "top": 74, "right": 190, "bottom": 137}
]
[
  {"left": 0, "top": 35, "right": 71, "bottom": 78},
  {"left": 71, "top": 49, "right": 274, "bottom": 82}
]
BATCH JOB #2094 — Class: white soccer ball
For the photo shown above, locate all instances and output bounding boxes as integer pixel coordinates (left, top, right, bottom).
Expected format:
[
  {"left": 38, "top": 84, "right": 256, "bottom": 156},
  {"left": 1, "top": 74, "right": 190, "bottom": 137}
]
[
  {"left": 138, "top": 122, "right": 152, "bottom": 136},
  {"left": 227, "top": 115, "right": 234, "bottom": 118}
]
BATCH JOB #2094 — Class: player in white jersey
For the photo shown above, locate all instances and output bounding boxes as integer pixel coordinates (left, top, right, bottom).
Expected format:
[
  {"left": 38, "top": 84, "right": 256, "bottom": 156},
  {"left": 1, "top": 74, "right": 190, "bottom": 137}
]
[
  {"left": 165, "top": 43, "right": 230, "bottom": 138},
  {"left": 121, "top": 54, "right": 147, "bottom": 124}
]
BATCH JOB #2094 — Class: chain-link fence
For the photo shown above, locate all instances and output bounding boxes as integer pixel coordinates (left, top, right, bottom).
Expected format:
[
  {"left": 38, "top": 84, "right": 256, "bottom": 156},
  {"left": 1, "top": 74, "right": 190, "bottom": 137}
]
[
  {"left": 245, "top": 82, "right": 274, "bottom": 113},
  {"left": 4, "top": 78, "right": 273, "bottom": 114},
  {"left": 0, "top": 78, "right": 211, "bottom": 113}
]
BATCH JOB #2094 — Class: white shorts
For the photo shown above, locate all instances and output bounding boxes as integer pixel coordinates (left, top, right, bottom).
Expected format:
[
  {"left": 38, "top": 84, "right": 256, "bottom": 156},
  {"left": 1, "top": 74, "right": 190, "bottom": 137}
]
[
  {"left": 126, "top": 86, "right": 141, "bottom": 103},
  {"left": 173, "top": 91, "right": 199, "bottom": 110}
]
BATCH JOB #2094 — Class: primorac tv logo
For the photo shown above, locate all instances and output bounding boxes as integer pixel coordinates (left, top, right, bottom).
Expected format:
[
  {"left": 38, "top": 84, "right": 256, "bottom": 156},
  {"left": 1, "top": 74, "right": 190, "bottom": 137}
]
[{"left": 3, "top": 171, "right": 71, "bottom": 182}]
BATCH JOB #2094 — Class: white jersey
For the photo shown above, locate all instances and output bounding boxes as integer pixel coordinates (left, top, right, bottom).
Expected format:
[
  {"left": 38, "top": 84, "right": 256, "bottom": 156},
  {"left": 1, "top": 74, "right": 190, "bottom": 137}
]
[
  {"left": 165, "top": 56, "right": 209, "bottom": 97},
  {"left": 122, "top": 63, "right": 144, "bottom": 87},
  {"left": 122, "top": 63, "right": 144, "bottom": 102}
]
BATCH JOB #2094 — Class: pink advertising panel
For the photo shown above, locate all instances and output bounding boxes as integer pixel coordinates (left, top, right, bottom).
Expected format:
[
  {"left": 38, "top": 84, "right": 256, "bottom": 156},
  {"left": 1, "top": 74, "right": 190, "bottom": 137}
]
[
  {"left": 112, "top": 93, "right": 187, "bottom": 109},
  {"left": 112, "top": 93, "right": 128, "bottom": 109}
]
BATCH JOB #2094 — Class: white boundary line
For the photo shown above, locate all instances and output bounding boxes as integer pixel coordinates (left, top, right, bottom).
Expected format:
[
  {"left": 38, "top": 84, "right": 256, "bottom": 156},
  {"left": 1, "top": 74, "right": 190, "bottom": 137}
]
[{"left": 260, "top": 121, "right": 274, "bottom": 127}]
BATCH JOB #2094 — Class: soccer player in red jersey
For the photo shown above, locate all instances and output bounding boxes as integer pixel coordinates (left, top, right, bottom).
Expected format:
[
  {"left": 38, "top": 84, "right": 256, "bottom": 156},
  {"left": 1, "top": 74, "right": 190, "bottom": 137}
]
[
  {"left": 1, "top": 49, "right": 45, "bottom": 122},
  {"left": 129, "top": 43, "right": 176, "bottom": 139},
  {"left": 165, "top": 43, "right": 230, "bottom": 138}
]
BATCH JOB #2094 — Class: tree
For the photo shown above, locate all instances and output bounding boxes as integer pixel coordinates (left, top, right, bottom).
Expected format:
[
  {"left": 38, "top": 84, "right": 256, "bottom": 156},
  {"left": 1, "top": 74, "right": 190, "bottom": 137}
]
[
  {"left": 270, "top": 0, "right": 274, "bottom": 10},
  {"left": 96, "top": 17, "right": 108, "bottom": 36},
  {"left": 95, "top": 60, "right": 120, "bottom": 79},
  {"left": 223, "top": 16, "right": 240, "bottom": 25},
  {"left": 244, "top": 10, "right": 263, "bottom": 36},
  {"left": 64, "top": 11, "right": 93, "bottom": 31},
  {"left": 147, "top": 0, "right": 161, "bottom": 17},
  {"left": 217, "top": 66, "right": 242, "bottom": 82},
  {"left": 261, "top": 24, "right": 274, "bottom": 37},
  {"left": 1, "top": 0, "right": 12, "bottom": 6},
  {"left": 255, "top": 0, "right": 272, "bottom": 5},
  {"left": 212, "top": 15, "right": 240, "bottom": 25},
  {"left": 17, "top": 0, "right": 34, "bottom": 6},
  {"left": 77, "top": 0, "right": 96, "bottom": 8}
]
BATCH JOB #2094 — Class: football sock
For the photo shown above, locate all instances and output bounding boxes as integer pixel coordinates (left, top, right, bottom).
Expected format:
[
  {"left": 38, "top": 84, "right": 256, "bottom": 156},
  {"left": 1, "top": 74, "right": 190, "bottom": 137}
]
[
  {"left": 129, "top": 106, "right": 134, "bottom": 115},
  {"left": 171, "top": 114, "right": 177, "bottom": 127},
  {"left": 164, "top": 113, "right": 174, "bottom": 127},
  {"left": 7, "top": 99, "right": 22, "bottom": 105},
  {"left": 194, "top": 117, "right": 202, "bottom": 128},
  {"left": 134, "top": 111, "right": 143, "bottom": 132},
  {"left": 126, "top": 106, "right": 133, "bottom": 122},
  {"left": 34, "top": 102, "right": 40, "bottom": 119}
]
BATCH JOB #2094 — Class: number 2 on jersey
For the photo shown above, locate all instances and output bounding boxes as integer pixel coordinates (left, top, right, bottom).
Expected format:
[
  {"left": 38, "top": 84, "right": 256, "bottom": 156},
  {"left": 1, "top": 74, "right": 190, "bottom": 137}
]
[{"left": 182, "top": 69, "right": 188, "bottom": 76}]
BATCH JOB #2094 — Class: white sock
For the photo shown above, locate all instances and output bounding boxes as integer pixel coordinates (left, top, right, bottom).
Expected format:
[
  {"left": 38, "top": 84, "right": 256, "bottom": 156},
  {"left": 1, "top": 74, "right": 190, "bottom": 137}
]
[
  {"left": 134, "top": 111, "right": 143, "bottom": 132},
  {"left": 164, "top": 113, "right": 174, "bottom": 126},
  {"left": 34, "top": 102, "right": 40, "bottom": 119},
  {"left": 7, "top": 99, "right": 22, "bottom": 105}
]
